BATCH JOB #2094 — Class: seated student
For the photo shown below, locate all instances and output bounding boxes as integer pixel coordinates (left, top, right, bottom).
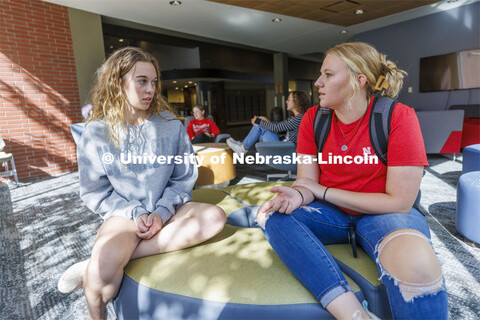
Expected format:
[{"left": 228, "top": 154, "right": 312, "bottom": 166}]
[
  {"left": 257, "top": 42, "right": 448, "bottom": 320},
  {"left": 186, "top": 105, "right": 221, "bottom": 144},
  {"left": 227, "top": 91, "right": 311, "bottom": 155},
  {"left": 57, "top": 47, "right": 226, "bottom": 320}
]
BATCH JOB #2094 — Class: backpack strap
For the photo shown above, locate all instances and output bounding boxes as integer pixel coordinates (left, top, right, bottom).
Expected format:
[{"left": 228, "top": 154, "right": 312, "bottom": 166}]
[
  {"left": 312, "top": 96, "right": 396, "bottom": 166},
  {"left": 368, "top": 95, "right": 397, "bottom": 166},
  {"left": 313, "top": 106, "right": 333, "bottom": 154}
]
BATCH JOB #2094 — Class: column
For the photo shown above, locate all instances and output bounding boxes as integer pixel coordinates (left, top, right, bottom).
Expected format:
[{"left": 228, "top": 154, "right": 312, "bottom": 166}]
[
  {"left": 273, "top": 52, "right": 288, "bottom": 120},
  {"left": 196, "top": 81, "right": 211, "bottom": 113}
]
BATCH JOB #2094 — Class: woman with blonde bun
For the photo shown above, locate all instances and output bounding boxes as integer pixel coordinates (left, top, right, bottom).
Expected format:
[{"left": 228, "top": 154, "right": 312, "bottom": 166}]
[{"left": 257, "top": 42, "right": 448, "bottom": 320}]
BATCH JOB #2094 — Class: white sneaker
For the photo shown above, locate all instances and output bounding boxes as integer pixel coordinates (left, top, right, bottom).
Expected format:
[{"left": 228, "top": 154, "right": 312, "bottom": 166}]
[
  {"left": 226, "top": 138, "right": 238, "bottom": 146},
  {"left": 57, "top": 259, "right": 89, "bottom": 293},
  {"left": 226, "top": 138, "right": 247, "bottom": 155}
]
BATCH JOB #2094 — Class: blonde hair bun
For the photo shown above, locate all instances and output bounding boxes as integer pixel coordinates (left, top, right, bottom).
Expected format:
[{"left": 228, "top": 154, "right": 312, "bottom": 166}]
[{"left": 327, "top": 42, "right": 407, "bottom": 99}]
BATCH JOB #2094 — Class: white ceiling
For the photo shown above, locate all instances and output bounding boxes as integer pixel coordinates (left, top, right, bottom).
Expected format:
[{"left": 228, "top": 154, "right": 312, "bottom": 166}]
[{"left": 44, "top": 0, "right": 478, "bottom": 56}]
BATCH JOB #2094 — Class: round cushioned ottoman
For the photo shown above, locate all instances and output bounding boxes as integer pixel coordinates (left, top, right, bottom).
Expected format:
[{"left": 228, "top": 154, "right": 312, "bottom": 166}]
[
  {"left": 456, "top": 171, "right": 480, "bottom": 243},
  {"left": 114, "top": 225, "right": 363, "bottom": 319},
  {"left": 113, "top": 186, "right": 366, "bottom": 319},
  {"left": 462, "top": 144, "right": 480, "bottom": 174}
]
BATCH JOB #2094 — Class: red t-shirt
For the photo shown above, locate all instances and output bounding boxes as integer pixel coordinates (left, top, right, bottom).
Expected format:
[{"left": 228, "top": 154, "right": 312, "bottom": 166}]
[
  {"left": 186, "top": 118, "right": 221, "bottom": 140},
  {"left": 296, "top": 98, "right": 428, "bottom": 215}
]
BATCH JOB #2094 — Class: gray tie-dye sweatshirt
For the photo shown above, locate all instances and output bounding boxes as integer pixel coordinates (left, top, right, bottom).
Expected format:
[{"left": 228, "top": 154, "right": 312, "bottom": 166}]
[{"left": 77, "top": 112, "right": 197, "bottom": 225}]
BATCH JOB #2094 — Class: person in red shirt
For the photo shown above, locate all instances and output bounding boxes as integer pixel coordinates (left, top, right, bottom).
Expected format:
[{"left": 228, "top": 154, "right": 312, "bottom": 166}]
[
  {"left": 257, "top": 42, "right": 447, "bottom": 320},
  {"left": 186, "top": 105, "right": 221, "bottom": 144}
]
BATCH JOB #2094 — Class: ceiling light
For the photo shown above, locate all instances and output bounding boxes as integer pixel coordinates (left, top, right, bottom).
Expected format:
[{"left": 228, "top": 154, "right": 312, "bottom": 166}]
[
  {"left": 184, "top": 85, "right": 188, "bottom": 88},
  {"left": 272, "top": 18, "right": 282, "bottom": 23},
  {"left": 109, "top": 45, "right": 113, "bottom": 49},
  {"left": 340, "top": 30, "right": 348, "bottom": 34},
  {"left": 172, "top": 80, "right": 177, "bottom": 84},
  {"left": 188, "top": 81, "right": 193, "bottom": 84},
  {"left": 175, "top": 87, "right": 179, "bottom": 90},
  {"left": 355, "top": 9, "right": 364, "bottom": 15},
  {"left": 118, "top": 39, "right": 124, "bottom": 42},
  {"left": 169, "top": 1, "right": 181, "bottom": 5}
]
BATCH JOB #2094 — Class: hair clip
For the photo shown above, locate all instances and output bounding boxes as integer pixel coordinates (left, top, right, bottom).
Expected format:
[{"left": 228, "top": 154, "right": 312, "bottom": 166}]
[{"left": 374, "top": 75, "right": 390, "bottom": 93}]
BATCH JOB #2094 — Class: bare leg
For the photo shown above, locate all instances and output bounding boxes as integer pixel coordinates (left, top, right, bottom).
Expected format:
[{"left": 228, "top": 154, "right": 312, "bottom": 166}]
[
  {"left": 377, "top": 229, "right": 443, "bottom": 301},
  {"left": 131, "top": 202, "right": 226, "bottom": 259},
  {"left": 83, "top": 217, "right": 140, "bottom": 320},
  {"left": 83, "top": 202, "right": 225, "bottom": 319}
]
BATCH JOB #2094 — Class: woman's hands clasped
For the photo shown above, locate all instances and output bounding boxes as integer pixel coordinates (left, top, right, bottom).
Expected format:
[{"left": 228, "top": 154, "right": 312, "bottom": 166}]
[{"left": 135, "top": 213, "right": 163, "bottom": 240}]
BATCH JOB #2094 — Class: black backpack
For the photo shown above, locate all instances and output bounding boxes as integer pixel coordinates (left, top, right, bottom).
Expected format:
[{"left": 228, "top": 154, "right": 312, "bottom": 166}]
[
  {"left": 313, "top": 95, "right": 397, "bottom": 166},
  {"left": 313, "top": 94, "right": 424, "bottom": 225}
]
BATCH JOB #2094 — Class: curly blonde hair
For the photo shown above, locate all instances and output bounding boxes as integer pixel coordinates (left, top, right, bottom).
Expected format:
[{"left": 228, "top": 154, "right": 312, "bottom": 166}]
[
  {"left": 89, "top": 47, "right": 176, "bottom": 146},
  {"left": 326, "top": 42, "right": 407, "bottom": 109}
]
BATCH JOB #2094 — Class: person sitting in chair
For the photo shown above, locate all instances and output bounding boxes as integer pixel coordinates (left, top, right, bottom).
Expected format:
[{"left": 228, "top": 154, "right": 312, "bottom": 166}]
[
  {"left": 227, "top": 91, "right": 311, "bottom": 155},
  {"left": 186, "top": 105, "right": 221, "bottom": 144}
]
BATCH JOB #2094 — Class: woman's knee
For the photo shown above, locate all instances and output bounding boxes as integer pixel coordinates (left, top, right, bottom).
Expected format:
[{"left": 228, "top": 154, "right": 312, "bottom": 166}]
[
  {"left": 256, "top": 210, "right": 271, "bottom": 229},
  {"left": 204, "top": 204, "right": 226, "bottom": 232},
  {"left": 183, "top": 202, "right": 226, "bottom": 235},
  {"left": 377, "top": 229, "right": 444, "bottom": 301},
  {"left": 87, "top": 219, "right": 138, "bottom": 287},
  {"left": 258, "top": 211, "right": 285, "bottom": 231},
  {"left": 192, "top": 133, "right": 211, "bottom": 144}
]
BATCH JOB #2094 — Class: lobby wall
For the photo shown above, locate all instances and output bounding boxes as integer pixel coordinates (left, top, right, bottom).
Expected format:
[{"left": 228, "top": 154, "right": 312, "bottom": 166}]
[
  {"left": 0, "top": 0, "right": 82, "bottom": 181},
  {"left": 355, "top": 2, "right": 480, "bottom": 111}
]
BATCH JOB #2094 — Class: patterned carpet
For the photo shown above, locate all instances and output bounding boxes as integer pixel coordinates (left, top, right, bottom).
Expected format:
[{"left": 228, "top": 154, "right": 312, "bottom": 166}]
[
  {"left": 0, "top": 154, "right": 479, "bottom": 319},
  {"left": 417, "top": 155, "right": 480, "bottom": 319}
]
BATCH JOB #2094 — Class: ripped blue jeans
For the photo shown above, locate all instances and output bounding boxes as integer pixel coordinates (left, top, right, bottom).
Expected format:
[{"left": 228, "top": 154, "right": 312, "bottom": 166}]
[{"left": 262, "top": 200, "right": 448, "bottom": 319}]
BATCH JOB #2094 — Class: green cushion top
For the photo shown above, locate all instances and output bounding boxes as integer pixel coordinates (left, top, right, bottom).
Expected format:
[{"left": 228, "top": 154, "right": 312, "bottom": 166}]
[
  {"left": 222, "top": 181, "right": 293, "bottom": 206},
  {"left": 326, "top": 244, "right": 382, "bottom": 286},
  {"left": 192, "top": 188, "right": 244, "bottom": 217},
  {"left": 222, "top": 182, "right": 382, "bottom": 287},
  {"left": 125, "top": 225, "right": 360, "bottom": 305},
  {"left": 128, "top": 181, "right": 381, "bottom": 305}
]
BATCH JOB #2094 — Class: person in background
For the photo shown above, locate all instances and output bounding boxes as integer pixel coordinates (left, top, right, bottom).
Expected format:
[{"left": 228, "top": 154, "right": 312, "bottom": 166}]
[
  {"left": 227, "top": 91, "right": 311, "bottom": 155},
  {"left": 57, "top": 47, "right": 226, "bottom": 320},
  {"left": 186, "top": 104, "right": 221, "bottom": 144},
  {"left": 257, "top": 42, "right": 448, "bottom": 320}
]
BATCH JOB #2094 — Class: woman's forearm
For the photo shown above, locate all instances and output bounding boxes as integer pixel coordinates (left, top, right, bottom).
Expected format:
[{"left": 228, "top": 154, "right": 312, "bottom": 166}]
[
  {"left": 323, "top": 188, "right": 414, "bottom": 214},
  {"left": 295, "top": 180, "right": 414, "bottom": 214},
  {"left": 295, "top": 162, "right": 422, "bottom": 215},
  {"left": 291, "top": 185, "right": 315, "bottom": 206}
]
